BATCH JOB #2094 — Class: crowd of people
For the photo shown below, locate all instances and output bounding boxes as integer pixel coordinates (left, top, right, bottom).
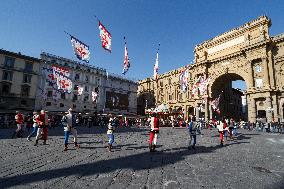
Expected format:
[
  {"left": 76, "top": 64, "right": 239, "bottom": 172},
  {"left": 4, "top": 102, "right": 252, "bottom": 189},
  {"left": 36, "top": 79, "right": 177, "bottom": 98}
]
[{"left": 6, "top": 109, "right": 284, "bottom": 153}]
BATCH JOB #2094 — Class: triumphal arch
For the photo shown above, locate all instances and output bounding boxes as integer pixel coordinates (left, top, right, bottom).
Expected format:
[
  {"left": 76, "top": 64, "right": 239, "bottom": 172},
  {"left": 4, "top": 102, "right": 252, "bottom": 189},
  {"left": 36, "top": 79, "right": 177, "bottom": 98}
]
[{"left": 138, "top": 16, "right": 284, "bottom": 123}]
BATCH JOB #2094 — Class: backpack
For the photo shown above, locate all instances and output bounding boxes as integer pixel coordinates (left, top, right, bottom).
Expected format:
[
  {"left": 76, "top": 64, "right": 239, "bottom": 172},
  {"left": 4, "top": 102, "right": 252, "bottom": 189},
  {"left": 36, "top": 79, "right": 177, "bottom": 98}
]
[
  {"left": 192, "top": 122, "right": 197, "bottom": 131},
  {"left": 61, "top": 116, "right": 67, "bottom": 127}
]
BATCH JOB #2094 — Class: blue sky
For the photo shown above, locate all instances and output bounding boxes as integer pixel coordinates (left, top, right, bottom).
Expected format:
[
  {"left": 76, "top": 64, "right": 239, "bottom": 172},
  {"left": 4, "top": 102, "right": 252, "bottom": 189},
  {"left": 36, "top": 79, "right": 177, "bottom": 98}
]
[{"left": 0, "top": 0, "right": 284, "bottom": 89}]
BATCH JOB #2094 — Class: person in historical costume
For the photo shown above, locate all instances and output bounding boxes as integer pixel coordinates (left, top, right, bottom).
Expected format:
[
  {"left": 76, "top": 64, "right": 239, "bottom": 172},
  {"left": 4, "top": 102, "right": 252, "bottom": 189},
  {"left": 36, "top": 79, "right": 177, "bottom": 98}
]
[
  {"left": 12, "top": 111, "right": 24, "bottom": 138},
  {"left": 61, "top": 108, "right": 80, "bottom": 151},
  {"left": 217, "top": 119, "right": 225, "bottom": 146},
  {"left": 149, "top": 113, "right": 160, "bottom": 152},
  {"left": 27, "top": 111, "right": 39, "bottom": 141},
  {"left": 34, "top": 110, "right": 49, "bottom": 146}
]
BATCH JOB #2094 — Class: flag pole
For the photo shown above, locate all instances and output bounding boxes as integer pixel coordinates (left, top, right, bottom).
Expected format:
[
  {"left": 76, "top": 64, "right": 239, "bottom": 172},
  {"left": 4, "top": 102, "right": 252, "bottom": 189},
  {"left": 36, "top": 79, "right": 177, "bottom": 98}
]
[
  {"left": 93, "top": 15, "right": 100, "bottom": 22},
  {"left": 64, "top": 31, "right": 72, "bottom": 37}
]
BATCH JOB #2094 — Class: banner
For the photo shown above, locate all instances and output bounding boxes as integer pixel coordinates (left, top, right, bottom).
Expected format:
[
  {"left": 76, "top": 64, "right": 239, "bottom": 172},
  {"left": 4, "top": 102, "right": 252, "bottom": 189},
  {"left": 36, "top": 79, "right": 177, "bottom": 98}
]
[
  {"left": 122, "top": 37, "right": 130, "bottom": 74},
  {"left": 78, "top": 86, "right": 84, "bottom": 95},
  {"left": 92, "top": 91, "right": 98, "bottom": 102},
  {"left": 70, "top": 35, "right": 90, "bottom": 63},
  {"left": 179, "top": 69, "right": 189, "bottom": 92},
  {"left": 52, "top": 66, "right": 73, "bottom": 93},
  {"left": 211, "top": 94, "right": 221, "bottom": 114},
  {"left": 99, "top": 22, "right": 111, "bottom": 52}
]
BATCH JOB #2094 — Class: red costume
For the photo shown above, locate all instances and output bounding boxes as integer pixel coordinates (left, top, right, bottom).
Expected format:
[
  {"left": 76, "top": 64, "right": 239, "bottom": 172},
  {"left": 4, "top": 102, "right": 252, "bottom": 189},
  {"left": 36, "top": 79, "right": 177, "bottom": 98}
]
[
  {"left": 149, "top": 116, "right": 159, "bottom": 152},
  {"left": 37, "top": 113, "right": 48, "bottom": 141}
]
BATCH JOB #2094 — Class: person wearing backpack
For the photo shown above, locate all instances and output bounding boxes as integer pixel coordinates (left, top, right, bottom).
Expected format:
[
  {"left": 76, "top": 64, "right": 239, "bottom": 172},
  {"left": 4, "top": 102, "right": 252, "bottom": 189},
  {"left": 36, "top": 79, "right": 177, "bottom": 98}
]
[
  {"left": 149, "top": 113, "right": 160, "bottom": 152},
  {"left": 188, "top": 117, "right": 197, "bottom": 150},
  {"left": 107, "top": 114, "right": 117, "bottom": 152},
  {"left": 62, "top": 108, "right": 80, "bottom": 151}
]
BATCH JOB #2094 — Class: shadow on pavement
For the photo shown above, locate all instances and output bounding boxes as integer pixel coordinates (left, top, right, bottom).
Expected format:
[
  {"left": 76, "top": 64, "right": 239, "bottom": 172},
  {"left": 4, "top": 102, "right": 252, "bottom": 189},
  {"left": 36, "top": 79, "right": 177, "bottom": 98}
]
[{"left": 0, "top": 138, "right": 251, "bottom": 189}]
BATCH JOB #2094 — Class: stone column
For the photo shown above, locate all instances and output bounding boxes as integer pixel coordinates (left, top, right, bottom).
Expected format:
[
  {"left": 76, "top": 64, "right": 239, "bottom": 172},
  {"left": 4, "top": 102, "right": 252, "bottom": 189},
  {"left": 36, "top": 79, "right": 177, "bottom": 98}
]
[
  {"left": 195, "top": 106, "right": 200, "bottom": 120},
  {"left": 205, "top": 99, "right": 209, "bottom": 121},
  {"left": 247, "top": 61, "right": 254, "bottom": 90},
  {"left": 262, "top": 58, "right": 270, "bottom": 88},
  {"left": 272, "top": 95, "right": 278, "bottom": 121},
  {"left": 266, "top": 96, "right": 272, "bottom": 123},
  {"left": 209, "top": 104, "right": 213, "bottom": 120},
  {"left": 248, "top": 97, "right": 256, "bottom": 123}
]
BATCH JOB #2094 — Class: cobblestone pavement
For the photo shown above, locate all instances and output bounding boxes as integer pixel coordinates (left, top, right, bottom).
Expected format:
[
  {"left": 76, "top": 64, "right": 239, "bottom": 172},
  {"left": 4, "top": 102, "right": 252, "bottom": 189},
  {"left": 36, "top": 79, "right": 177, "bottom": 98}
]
[{"left": 0, "top": 126, "right": 284, "bottom": 189}]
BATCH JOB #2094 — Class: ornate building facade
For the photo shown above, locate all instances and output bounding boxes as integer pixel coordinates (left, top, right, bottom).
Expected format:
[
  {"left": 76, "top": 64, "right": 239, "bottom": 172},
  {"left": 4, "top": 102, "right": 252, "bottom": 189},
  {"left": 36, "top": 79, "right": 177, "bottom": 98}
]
[
  {"left": 0, "top": 49, "right": 41, "bottom": 113},
  {"left": 36, "top": 52, "right": 106, "bottom": 113},
  {"left": 138, "top": 16, "right": 284, "bottom": 122},
  {"left": 36, "top": 52, "right": 138, "bottom": 115}
]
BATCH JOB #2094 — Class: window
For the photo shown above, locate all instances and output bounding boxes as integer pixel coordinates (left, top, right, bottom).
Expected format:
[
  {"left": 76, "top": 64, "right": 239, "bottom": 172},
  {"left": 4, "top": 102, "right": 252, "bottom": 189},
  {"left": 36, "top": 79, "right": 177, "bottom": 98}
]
[
  {"left": 75, "top": 73, "right": 80, "bottom": 81},
  {"left": 85, "top": 86, "right": 88, "bottom": 92},
  {"left": 1, "top": 83, "right": 11, "bottom": 94},
  {"left": 73, "top": 104, "right": 76, "bottom": 108},
  {"left": 60, "top": 103, "right": 64, "bottom": 107},
  {"left": 61, "top": 93, "right": 66, "bottom": 99},
  {"left": 2, "top": 71, "right": 13, "bottom": 81},
  {"left": 23, "top": 74, "right": 32, "bottom": 84},
  {"left": 24, "top": 61, "right": 33, "bottom": 72},
  {"left": 73, "top": 94, "right": 78, "bottom": 101},
  {"left": 179, "top": 93, "right": 183, "bottom": 101},
  {"left": 21, "top": 85, "right": 30, "bottom": 97},
  {"left": 20, "top": 100, "right": 27, "bottom": 105},
  {"left": 84, "top": 94, "right": 89, "bottom": 102},
  {"left": 46, "top": 102, "right": 51, "bottom": 106},
  {"left": 169, "top": 94, "right": 172, "bottom": 101},
  {"left": 47, "top": 91, "right": 53, "bottom": 97},
  {"left": 4, "top": 56, "right": 15, "bottom": 68},
  {"left": 85, "top": 76, "right": 89, "bottom": 82}
]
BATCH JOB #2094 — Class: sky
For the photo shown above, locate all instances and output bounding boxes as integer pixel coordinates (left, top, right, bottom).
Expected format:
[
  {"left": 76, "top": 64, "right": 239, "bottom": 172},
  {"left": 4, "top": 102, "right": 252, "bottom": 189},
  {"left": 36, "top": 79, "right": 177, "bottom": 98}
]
[{"left": 0, "top": 0, "right": 284, "bottom": 89}]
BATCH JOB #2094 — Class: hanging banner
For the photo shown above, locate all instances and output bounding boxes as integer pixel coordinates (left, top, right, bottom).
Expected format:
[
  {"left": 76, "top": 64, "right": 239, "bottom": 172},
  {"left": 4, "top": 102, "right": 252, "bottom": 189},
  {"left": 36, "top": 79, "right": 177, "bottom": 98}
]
[
  {"left": 92, "top": 91, "right": 98, "bottom": 102},
  {"left": 99, "top": 21, "right": 112, "bottom": 52},
  {"left": 52, "top": 66, "right": 73, "bottom": 93},
  {"left": 179, "top": 69, "right": 189, "bottom": 92},
  {"left": 70, "top": 35, "right": 90, "bottom": 63},
  {"left": 77, "top": 86, "right": 84, "bottom": 95}
]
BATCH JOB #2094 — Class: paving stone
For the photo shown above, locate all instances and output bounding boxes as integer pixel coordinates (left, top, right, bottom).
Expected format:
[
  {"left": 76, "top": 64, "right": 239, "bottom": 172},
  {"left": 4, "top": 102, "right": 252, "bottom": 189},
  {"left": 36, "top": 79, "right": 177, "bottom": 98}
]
[{"left": 0, "top": 127, "right": 284, "bottom": 189}]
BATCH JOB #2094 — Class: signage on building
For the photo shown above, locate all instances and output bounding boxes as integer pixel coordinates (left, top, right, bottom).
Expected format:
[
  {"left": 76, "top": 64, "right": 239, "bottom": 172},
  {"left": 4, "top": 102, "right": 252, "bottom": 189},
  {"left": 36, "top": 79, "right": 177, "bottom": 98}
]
[
  {"left": 105, "top": 91, "right": 129, "bottom": 110},
  {"left": 208, "top": 35, "right": 245, "bottom": 54}
]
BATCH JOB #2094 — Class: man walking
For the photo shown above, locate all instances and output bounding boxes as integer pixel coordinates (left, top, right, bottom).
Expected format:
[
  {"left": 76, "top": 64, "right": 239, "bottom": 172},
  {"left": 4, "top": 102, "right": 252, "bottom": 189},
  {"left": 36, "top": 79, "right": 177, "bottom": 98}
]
[
  {"left": 12, "top": 111, "right": 24, "bottom": 138},
  {"left": 62, "top": 108, "right": 80, "bottom": 151},
  {"left": 188, "top": 117, "right": 197, "bottom": 150},
  {"left": 27, "top": 111, "right": 39, "bottom": 141}
]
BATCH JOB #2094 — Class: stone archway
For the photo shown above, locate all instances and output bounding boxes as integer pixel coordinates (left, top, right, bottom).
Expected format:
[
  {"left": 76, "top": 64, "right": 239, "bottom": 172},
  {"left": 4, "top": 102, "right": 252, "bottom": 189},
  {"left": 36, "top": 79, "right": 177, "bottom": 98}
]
[{"left": 209, "top": 72, "right": 248, "bottom": 121}]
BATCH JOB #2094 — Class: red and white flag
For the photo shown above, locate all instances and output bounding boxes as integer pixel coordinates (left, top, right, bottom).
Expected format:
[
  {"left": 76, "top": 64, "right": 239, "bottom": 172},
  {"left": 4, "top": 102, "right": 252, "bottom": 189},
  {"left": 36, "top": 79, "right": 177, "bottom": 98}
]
[
  {"left": 153, "top": 44, "right": 160, "bottom": 80},
  {"left": 99, "top": 22, "right": 111, "bottom": 52},
  {"left": 122, "top": 37, "right": 130, "bottom": 74}
]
